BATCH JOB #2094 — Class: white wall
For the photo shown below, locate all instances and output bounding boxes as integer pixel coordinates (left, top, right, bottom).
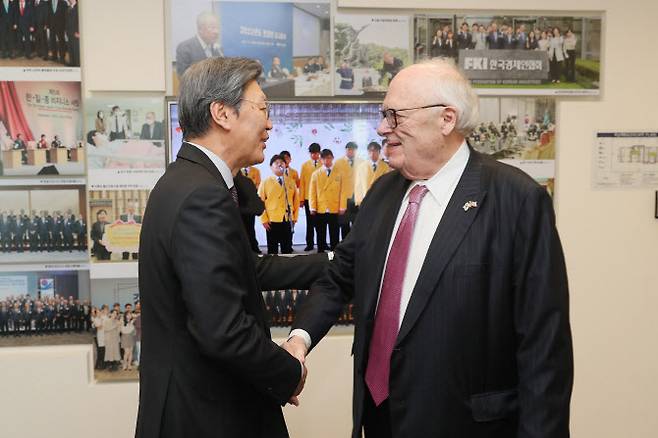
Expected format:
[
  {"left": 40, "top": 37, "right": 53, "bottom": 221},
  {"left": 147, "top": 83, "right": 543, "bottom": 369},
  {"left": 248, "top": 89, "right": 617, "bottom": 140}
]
[{"left": 2, "top": 0, "right": 657, "bottom": 437}]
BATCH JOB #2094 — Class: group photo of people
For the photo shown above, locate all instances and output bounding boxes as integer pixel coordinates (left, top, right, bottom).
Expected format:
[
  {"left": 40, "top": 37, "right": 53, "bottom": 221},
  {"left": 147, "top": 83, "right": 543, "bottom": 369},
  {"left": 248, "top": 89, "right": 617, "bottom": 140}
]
[
  {"left": 237, "top": 139, "right": 391, "bottom": 256},
  {"left": 0, "top": 186, "right": 87, "bottom": 262},
  {"left": 91, "top": 301, "right": 140, "bottom": 376},
  {"left": 263, "top": 289, "right": 354, "bottom": 328},
  {"left": 414, "top": 14, "right": 601, "bottom": 88},
  {"left": 0, "top": 0, "right": 80, "bottom": 67},
  {"left": 0, "top": 294, "right": 90, "bottom": 337}
]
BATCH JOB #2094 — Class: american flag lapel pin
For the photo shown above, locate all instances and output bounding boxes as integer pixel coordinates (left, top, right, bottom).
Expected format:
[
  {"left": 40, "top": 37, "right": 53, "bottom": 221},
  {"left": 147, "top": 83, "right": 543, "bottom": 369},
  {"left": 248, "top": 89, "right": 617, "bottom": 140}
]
[{"left": 462, "top": 200, "right": 478, "bottom": 212}]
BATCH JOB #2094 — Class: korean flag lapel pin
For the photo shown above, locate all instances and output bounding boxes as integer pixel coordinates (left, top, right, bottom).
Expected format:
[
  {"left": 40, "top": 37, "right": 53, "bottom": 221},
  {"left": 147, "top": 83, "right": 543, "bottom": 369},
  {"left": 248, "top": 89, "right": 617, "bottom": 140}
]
[{"left": 462, "top": 200, "right": 478, "bottom": 212}]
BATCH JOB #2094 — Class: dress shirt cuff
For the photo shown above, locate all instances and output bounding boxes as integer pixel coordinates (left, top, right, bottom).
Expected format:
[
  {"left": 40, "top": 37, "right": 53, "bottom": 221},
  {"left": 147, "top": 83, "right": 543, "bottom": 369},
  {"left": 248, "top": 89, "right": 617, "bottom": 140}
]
[{"left": 288, "top": 329, "right": 312, "bottom": 350}]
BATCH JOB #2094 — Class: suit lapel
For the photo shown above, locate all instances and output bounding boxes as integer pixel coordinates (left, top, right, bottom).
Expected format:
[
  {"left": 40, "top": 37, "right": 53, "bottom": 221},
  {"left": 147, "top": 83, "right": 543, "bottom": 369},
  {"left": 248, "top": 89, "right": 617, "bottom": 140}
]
[
  {"left": 396, "top": 151, "right": 488, "bottom": 346},
  {"left": 361, "top": 173, "right": 411, "bottom": 322}
]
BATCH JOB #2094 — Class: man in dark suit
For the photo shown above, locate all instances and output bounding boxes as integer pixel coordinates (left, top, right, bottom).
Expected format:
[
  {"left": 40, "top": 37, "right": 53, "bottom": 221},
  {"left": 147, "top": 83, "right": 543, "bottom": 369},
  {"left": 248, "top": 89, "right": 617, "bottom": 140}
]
[
  {"left": 119, "top": 203, "right": 141, "bottom": 260},
  {"left": 175, "top": 11, "right": 223, "bottom": 78},
  {"left": 14, "top": 0, "right": 34, "bottom": 59},
  {"left": 287, "top": 59, "right": 573, "bottom": 438},
  {"left": 47, "top": 0, "right": 66, "bottom": 63},
  {"left": 0, "top": 0, "right": 17, "bottom": 59},
  {"left": 235, "top": 169, "right": 265, "bottom": 254},
  {"left": 487, "top": 22, "right": 503, "bottom": 49},
  {"left": 135, "top": 57, "right": 328, "bottom": 438},
  {"left": 32, "top": 0, "right": 49, "bottom": 59},
  {"left": 90, "top": 209, "right": 111, "bottom": 260},
  {"left": 65, "top": 0, "right": 79, "bottom": 66},
  {"left": 139, "top": 112, "right": 163, "bottom": 140}
]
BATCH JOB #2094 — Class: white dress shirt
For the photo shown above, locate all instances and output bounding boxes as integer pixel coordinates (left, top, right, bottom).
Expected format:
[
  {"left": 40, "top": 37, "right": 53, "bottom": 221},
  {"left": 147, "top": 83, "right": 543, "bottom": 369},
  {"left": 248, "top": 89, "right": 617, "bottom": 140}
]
[
  {"left": 290, "top": 142, "right": 470, "bottom": 348},
  {"left": 185, "top": 141, "right": 234, "bottom": 189}
]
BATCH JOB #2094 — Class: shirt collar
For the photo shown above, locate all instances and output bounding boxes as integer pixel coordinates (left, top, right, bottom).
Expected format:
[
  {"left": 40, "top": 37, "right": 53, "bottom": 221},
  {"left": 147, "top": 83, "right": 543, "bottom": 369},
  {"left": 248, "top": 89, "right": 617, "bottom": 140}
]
[
  {"left": 405, "top": 141, "right": 470, "bottom": 205},
  {"left": 185, "top": 141, "right": 234, "bottom": 189},
  {"left": 196, "top": 35, "right": 218, "bottom": 52}
]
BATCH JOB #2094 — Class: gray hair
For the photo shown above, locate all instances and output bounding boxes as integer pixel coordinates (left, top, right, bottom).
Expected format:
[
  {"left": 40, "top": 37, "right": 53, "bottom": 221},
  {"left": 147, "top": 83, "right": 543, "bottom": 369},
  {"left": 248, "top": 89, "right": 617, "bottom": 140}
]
[
  {"left": 418, "top": 58, "right": 480, "bottom": 136},
  {"left": 196, "top": 11, "right": 219, "bottom": 30},
  {"left": 178, "top": 57, "right": 262, "bottom": 139}
]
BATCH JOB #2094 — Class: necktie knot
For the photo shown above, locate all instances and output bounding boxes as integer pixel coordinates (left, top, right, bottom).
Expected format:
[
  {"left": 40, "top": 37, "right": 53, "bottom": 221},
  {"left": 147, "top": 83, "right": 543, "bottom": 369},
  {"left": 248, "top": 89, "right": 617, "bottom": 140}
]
[
  {"left": 408, "top": 184, "right": 429, "bottom": 205},
  {"left": 326, "top": 168, "right": 331, "bottom": 177},
  {"left": 277, "top": 177, "right": 283, "bottom": 186}
]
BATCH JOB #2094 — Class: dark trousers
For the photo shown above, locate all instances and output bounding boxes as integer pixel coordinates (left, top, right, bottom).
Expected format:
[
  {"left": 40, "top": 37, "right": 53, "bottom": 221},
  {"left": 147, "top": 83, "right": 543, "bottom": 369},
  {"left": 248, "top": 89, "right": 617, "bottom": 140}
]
[
  {"left": 96, "top": 344, "right": 105, "bottom": 369},
  {"left": 566, "top": 50, "right": 576, "bottom": 81},
  {"left": 315, "top": 213, "right": 338, "bottom": 252},
  {"left": 266, "top": 221, "right": 292, "bottom": 254},
  {"left": 49, "top": 28, "right": 66, "bottom": 62},
  {"left": 303, "top": 201, "right": 316, "bottom": 248},
  {"left": 122, "top": 252, "right": 138, "bottom": 260},
  {"left": 17, "top": 28, "right": 32, "bottom": 58},
  {"left": 67, "top": 36, "right": 79, "bottom": 66},
  {"left": 35, "top": 26, "right": 48, "bottom": 58},
  {"left": 0, "top": 26, "right": 12, "bottom": 57},
  {"left": 241, "top": 213, "right": 260, "bottom": 253},
  {"left": 550, "top": 55, "right": 563, "bottom": 81},
  {"left": 339, "top": 198, "right": 357, "bottom": 240},
  {"left": 363, "top": 391, "right": 392, "bottom": 438}
]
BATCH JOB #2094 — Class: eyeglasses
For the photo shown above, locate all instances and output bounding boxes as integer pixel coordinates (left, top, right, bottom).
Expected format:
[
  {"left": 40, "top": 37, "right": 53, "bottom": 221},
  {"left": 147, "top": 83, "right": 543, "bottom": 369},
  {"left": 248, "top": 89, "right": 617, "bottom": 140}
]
[
  {"left": 380, "top": 104, "right": 448, "bottom": 128},
  {"left": 240, "top": 98, "right": 270, "bottom": 119}
]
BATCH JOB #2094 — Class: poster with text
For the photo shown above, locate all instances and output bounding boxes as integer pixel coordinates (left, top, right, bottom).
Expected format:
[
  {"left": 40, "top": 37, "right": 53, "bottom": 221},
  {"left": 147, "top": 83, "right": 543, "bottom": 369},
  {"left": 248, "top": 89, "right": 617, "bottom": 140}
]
[
  {"left": 593, "top": 132, "right": 658, "bottom": 189},
  {"left": 0, "top": 81, "right": 84, "bottom": 178}
]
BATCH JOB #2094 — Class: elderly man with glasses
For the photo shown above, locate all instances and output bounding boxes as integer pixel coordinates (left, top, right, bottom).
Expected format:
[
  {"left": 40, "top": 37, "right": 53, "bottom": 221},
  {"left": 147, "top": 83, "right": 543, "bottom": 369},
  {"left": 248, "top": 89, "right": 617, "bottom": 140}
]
[
  {"left": 136, "top": 57, "right": 328, "bottom": 438},
  {"left": 287, "top": 58, "right": 573, "bottom": 438}
]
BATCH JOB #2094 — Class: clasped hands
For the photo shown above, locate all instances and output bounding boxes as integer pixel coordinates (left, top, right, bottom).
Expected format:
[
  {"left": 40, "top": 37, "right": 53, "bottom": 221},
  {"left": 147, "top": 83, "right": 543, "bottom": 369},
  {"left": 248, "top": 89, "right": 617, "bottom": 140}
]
[{"left": 282, "top": 335, "right": 308, "bottom": 406}]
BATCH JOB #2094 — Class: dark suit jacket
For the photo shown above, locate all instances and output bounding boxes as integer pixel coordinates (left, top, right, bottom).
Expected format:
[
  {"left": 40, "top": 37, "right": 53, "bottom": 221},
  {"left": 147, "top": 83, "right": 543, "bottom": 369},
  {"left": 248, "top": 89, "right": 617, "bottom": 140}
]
[
  {"left": 175, "top": 36, "right": 222, "bottom": 77},
  {"left": 135, "top": 142, "right": 327, "bottom": 438},
  {"left": 0, "top": 0, "right": 17, "bottom": 28},
  {"left": 16, "top": 1, "right": 34, "bottom": 33},
  {"left": 487, "top": 31, "right": 503, "bottom": 49},
  {"left": 48, "top": 0, "right": 66, "bottom": 33},
  {"left": 235, "top": 172, "right": 265, "bottom": 216},
  {"left": 293, "top": 149, "right": 573, "bottom": 438},
  {"left": 139, "top": 121, "right": 163, "bottom": 140}
]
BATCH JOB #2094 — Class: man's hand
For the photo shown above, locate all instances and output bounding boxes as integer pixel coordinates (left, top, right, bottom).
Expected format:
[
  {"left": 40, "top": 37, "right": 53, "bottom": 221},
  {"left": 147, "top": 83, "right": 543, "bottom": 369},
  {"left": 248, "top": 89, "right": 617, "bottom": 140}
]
[
  {"left": 310, "top": 210, "right": 316, "bottom": 216},
  {"left": 300, "top": 201, "right": 305, "bottom": 209},
  {"left": 263, "top": 221, "right": 271, "bottom": 231},
  {"left": 288, "top": 362, "right": 307, "bottom": 406},
  {"left": 339, "top": 209, "right": 346, "bottom": 215},
  {"left": 283, "top": 335, "right": 308, "bottom": 363}
]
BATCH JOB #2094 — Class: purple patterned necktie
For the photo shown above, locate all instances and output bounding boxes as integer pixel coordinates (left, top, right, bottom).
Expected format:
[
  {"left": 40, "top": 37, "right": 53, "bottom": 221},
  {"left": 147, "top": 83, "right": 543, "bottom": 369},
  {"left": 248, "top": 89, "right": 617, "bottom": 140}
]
[
  {"left": 365, "top": 184, "right": 429, "bottom": 406},
  {"left": 229, "top": 186, "right": 239, "bottom": 205}
]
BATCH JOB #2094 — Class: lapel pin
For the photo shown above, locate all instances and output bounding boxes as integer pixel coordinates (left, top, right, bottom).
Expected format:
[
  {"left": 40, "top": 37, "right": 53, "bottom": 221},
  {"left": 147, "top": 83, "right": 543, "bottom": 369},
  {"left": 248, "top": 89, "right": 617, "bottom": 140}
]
[{"left": 462, "top": 201, "right": 478, "bottom": 211}]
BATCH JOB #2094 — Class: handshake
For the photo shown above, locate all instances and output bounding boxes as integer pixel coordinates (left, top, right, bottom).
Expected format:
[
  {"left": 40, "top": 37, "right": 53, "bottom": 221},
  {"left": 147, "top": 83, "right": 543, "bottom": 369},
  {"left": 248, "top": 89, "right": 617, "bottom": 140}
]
[{"left": 281, "top": 335, "right": 309, "bottom": 406}]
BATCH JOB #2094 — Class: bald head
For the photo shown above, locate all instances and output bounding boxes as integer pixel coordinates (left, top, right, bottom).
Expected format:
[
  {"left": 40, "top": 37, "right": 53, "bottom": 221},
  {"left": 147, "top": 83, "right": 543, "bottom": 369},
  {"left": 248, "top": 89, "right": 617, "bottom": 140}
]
[{"left": 388, "top": 59, "right": 479, "bottom": 137}]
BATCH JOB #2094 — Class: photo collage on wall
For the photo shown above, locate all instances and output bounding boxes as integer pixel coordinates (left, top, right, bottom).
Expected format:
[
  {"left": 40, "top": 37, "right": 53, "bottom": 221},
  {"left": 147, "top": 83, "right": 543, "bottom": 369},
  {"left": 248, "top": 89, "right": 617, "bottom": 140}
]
[
  {"left": 0, "top": 0, "right": 89, "bottom": 349},
  {"left": 1, "top": 1, "right": 603, "bottom": 383}
]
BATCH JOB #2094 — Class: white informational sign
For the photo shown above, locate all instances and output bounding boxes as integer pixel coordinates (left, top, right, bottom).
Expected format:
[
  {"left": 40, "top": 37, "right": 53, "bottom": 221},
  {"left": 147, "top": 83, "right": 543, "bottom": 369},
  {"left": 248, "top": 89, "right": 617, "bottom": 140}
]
[
  {"left": 593, "top": 132, "right": 658, "bottom": 189},
  {"left": 0, "top": 276, "right": 29, "bottom": 299},
  {"left": 39, "top": 278, "right": 55, "bottom": 297}
]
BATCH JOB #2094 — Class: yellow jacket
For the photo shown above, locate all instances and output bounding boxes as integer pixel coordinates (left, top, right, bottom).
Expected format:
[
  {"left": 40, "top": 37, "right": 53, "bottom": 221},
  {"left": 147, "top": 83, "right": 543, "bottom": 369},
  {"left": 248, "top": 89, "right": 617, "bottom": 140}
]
[
  {"left": 299, "top": 159, "right": 321, "bottom": 203},
  {"left": 242, "top": 166, "right": 261, "bottom": 188},
  {"left": 333, "top": 156, "right": 363, "bottom": 201},
  {"left": 285, "top": 167, "right": 300, "bottom": 188},
  {"left": 309, "top": 167, "right": 347, "bottom": 214},
  {"left": 354, "top": 159, "right": 390, "bottom": 205},
  {"left": 258, "top": 175, "right": 299, "bottom": 223}
]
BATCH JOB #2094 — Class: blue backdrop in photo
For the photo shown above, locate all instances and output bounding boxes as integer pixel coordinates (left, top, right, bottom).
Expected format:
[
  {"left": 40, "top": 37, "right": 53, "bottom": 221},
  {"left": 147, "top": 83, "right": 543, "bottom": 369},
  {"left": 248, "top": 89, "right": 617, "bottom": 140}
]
[{"left": 216, "top": 2, "right": 293, "bottom": 75}]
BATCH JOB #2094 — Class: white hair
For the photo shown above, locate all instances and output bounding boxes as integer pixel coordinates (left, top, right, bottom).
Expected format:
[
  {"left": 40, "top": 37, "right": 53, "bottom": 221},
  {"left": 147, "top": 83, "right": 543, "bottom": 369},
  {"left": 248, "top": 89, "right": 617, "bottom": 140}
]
[
  {"left": 196, "top": 11, "right": 219, "bottom": 29},
  {"left": 417, "top": 58, "right": 480, "bottom": 137}
]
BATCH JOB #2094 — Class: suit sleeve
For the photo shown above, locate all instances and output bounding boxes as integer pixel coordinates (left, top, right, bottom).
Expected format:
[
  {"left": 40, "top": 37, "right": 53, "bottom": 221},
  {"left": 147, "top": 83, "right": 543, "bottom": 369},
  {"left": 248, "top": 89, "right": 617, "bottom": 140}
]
[
  {"left": 175, "top": 42, "right": 192, "bottom": 77},
  {"left": 253, "top": 253, "right": 328, "bottom": 291},
  {"left": 171, "top": 185, "right": 300, "bottom": 405},
  {"left": 292, "top": 209, "right": 360, "bottom": 349},
  {"left": 512, "top": 185, "right": 573, "bottom": 438}
]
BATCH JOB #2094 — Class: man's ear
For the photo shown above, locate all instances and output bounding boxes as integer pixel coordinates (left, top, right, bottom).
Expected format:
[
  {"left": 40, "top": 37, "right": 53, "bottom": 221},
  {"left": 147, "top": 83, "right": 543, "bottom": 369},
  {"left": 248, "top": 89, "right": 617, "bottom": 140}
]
[
  {"left": 210, "top": 101, "right": 232, "bottom": 131},
  {"left": 440, "top": 107, "right": 458, "bottom": 136}
]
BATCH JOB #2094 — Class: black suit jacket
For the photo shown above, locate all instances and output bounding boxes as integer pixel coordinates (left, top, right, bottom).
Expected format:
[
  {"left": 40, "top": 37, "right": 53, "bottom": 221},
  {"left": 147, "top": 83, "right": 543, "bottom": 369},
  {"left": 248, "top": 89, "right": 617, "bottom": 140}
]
[
  {"left": 135, "top": 142, "right": 327, "bottom": 438},
  {"left": 48, "top": 0, "right": 65, "bottom": 33},
  {"left": 175, "top": 36, "right": 222, "bottom": 77},
  {"left": 294, "top": 149, "right": 573, "bottom": 438},
  {"left": 139, "top": 121, "right": 163, "bottom": 140},
  {"left": 16, "top": 2, "right": 34, "bottom": 33}
]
